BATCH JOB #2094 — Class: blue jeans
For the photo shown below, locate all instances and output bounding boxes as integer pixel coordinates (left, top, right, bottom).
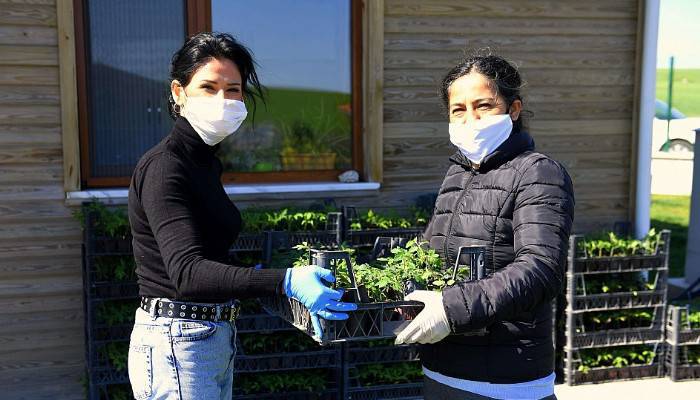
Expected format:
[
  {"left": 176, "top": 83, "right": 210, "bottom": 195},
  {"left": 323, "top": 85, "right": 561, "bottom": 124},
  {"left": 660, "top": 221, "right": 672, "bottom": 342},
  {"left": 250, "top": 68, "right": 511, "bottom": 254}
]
[{"left": 128, "top": 304, "right": 237, "bottom": 400}]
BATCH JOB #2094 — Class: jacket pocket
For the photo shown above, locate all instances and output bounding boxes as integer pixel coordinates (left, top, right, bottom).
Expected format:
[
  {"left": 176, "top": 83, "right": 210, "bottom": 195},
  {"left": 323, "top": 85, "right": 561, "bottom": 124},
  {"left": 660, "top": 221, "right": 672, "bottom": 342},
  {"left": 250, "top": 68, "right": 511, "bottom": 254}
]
[{"left": 128, "top": 345, "right": 153, "bottom": 399}]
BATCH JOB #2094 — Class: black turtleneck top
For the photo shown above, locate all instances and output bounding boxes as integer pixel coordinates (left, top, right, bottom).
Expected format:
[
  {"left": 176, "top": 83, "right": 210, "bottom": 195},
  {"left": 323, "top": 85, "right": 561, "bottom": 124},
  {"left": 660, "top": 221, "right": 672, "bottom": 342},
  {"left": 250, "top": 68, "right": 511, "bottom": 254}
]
[{"left": 128, "top": 117, "right": 286, "bottom": 303}]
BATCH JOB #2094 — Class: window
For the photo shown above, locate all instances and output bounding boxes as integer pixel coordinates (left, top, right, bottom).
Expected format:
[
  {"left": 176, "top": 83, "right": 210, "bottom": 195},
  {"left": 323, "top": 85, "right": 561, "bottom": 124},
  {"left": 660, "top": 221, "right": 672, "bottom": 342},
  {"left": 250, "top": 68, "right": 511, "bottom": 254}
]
[{"left": 75, "top": 0, "right": 362, "bottom": 187}]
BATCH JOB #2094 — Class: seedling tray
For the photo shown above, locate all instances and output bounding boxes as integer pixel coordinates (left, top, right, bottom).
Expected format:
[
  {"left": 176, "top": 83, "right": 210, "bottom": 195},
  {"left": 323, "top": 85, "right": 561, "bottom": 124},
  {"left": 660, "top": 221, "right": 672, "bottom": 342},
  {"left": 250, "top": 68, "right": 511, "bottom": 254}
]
[
  {"left": 565, "top": 344, "right": 664, "bottom": 385},
  {"left": 261, "top": 296, "right": 424, "bottom": 345},
  {"left": 568, "top": 230, "right": 670, "bottom": 276},
  {"left": 570, "top": 289, "right": 666, "bottom": 313},
  {"left": 263, "top": 243, "right": 487, "bottom": 345},
  {"left": 568, "top": 363, "right": 663, "bottom": 385},
  {"left": 569, "top": 305, "right": 665, "bottom": 349}
]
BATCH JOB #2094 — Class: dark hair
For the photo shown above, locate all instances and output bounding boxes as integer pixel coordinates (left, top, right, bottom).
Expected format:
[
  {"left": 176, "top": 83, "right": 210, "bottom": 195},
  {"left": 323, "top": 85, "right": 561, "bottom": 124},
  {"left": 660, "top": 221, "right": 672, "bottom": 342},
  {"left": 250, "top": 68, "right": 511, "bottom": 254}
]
[
  {"left": 168, "top": 32, "right": 265, "bottom": 119},
  {"left": 439, "top": 50, "right": 529, "bottom": 132}
]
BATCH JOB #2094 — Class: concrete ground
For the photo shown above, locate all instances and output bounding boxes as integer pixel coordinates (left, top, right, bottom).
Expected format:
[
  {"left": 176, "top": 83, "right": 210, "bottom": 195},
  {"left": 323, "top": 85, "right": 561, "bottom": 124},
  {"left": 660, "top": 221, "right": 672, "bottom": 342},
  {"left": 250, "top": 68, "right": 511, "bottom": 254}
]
[{"left": 554, "top": 377, "right": 700, "bottom": 399}]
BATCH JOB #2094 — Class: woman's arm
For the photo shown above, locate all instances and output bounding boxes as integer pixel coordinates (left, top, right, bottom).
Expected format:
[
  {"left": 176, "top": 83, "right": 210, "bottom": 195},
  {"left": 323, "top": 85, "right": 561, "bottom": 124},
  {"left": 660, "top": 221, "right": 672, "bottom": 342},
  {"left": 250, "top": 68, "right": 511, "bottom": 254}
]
[
  {"left": 137, "top": 154, "right": 286, "bottom": 299},
  {"left": 442, "top": 157, "right": 575, "bottom": 333}
]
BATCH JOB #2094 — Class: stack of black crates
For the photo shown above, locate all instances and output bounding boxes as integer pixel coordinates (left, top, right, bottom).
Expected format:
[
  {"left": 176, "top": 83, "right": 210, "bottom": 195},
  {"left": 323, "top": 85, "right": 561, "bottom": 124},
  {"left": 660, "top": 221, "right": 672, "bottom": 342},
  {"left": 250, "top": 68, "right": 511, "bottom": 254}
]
[
  {"left": 665, "top": 305, "right": 700, "bottom": 381},
  {"left": 82, "top": 205, "right": 426, "bottom": 400},
  {"left": 564, "top": 230, "right": 671, "bottom": 385},
  {"left": 82, "top": 211, "right": 138, "bottom": 399}
]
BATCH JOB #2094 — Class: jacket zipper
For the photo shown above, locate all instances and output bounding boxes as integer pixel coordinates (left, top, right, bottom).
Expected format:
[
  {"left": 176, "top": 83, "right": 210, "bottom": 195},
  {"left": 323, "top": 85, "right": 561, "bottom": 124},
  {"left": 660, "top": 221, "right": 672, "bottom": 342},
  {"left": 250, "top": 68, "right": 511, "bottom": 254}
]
[{"left": 443, "top": 169, "right": 476, "bottom": 267}]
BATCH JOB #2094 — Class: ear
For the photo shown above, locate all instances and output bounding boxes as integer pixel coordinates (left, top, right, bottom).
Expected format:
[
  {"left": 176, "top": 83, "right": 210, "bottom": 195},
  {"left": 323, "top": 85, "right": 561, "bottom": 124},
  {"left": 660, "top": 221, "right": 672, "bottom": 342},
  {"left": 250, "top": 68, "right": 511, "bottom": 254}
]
[
  {"left": 508, "top": 99, "right": 522, "bottom": 121},
  {"left": 171, "top": 80, "right": 184, "bottom": 106}
]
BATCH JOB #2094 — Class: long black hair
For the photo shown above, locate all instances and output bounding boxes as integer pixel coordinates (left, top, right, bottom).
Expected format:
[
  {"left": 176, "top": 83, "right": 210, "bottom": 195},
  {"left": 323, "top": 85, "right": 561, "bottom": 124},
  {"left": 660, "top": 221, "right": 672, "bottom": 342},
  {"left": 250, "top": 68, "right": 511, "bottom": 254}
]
[
  {"left": 439, "top": 50, "right": 529, "bottom": 132},
  {"left": 168, "top": 32, "right": 265, "bottom": 119}
]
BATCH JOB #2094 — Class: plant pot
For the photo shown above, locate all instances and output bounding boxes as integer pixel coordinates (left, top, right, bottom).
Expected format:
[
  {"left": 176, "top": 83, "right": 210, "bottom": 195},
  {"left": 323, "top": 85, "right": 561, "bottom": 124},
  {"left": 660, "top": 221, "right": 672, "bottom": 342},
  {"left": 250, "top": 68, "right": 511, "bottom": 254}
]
[{"left": 280, "top": 152, "right": 337, "bottom": 170}]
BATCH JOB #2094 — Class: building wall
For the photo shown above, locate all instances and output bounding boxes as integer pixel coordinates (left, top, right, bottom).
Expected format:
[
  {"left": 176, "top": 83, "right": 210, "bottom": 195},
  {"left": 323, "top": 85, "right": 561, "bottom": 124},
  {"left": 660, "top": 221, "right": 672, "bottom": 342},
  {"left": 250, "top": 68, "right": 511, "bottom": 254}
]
[
  {"left": 0, "top": 0, "right": 85, "bottom": 399},
  {"left": 0, "top": 0, "right": 642, "bottom": 398},
  {"left": 376, "top": 0, "right": 640, "bottom": 232}
]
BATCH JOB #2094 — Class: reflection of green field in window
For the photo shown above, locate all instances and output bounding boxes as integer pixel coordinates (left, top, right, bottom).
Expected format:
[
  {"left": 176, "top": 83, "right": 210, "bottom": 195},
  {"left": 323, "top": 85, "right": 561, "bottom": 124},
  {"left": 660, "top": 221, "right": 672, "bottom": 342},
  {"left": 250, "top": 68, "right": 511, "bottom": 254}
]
[{"left": 218, "top": 87, "right": 352, "bottom": 172}]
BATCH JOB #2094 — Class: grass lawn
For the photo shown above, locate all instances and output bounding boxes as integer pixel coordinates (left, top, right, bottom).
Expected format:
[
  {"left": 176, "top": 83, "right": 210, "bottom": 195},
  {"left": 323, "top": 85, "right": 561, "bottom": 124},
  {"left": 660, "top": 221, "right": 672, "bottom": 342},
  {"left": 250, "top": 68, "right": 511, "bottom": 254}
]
[
  {"left": 650, "top": 194, "right": 691, "bottom": 277},
  {"left": 656, "top": 68, "right": 700, "bottom": 117}
]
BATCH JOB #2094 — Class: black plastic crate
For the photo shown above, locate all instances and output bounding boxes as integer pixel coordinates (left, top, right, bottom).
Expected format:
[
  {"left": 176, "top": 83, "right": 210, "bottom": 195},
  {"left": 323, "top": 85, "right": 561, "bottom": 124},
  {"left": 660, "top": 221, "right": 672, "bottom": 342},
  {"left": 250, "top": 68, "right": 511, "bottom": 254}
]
[
  {"left": 570, "top": 254, "right": 666, "bottom": 274},
  {"left": 232, "top": 390, "right": 339, "bottom": 400},
  {"left": 565, "top": 344, "right": 664, "bottom": 385},
  {"left": 263, "top": 244, "right": 487, "bottom": 344},
  {"left": 91, "top": 323, "right": 134, "bottom": 342},
  {"left": 568, "top": 231, "right": 670, "bottom": 273},
  {"left": 568, "top": 362, "right": 663, "bottom": 385},
  {"left": 88, "top": 282, "right": 140, "bottom": 300},
  {"left": 231, "top": 233, "right": 266, "bottom": 252},
  {"left": 347, "top": 345, "right": 420, "bottom": 365},
  {"left": 90, "top": 236, "right": 133, "bottom": 256},
  {"left": 665, "top": 344, "right": 700, "bottom": 381},
  {"left": 262, "top": 295, "right": 424, "bottom": 345},
  {"left": 234, "top": 349, "right": 339, "bottom": 373},
  {"left": 345, "top": 228, "right": 423, "bottom": 248},
  {"left": 664, "top": 305, "right": 700, "bottom": 381},
  {"left": 235, "top": 312, "right": 295, "bottom": 334},
  {"left": 569, "top": 289, "right": 666, "bottom": 313},
  {"left": 346, "top": 383, "right": 423, "bottom": 400},
  {"left": 88, "top": 367, "right": 129, "bottom": 386},
  {"left": 569, "top": 304, "right": 665, "bottom": 349},
  {"left": 666, "top": 305, "right": 700, "bottom": 346}
]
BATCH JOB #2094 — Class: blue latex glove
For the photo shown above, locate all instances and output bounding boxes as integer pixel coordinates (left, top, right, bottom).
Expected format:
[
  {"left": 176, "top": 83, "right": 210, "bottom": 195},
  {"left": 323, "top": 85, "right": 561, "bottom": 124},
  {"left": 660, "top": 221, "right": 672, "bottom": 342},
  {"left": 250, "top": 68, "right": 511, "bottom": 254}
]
[{"left": 284, "top": 266, "right": 357, "bottom": 339}]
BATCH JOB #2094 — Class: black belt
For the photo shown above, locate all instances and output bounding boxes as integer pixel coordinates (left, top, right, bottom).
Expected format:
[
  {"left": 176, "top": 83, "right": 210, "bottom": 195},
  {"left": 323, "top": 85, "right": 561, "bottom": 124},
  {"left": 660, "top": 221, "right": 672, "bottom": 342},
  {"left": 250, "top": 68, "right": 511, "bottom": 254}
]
[{"left": 140, "top": 297, "right": 240, "bottom": 322}]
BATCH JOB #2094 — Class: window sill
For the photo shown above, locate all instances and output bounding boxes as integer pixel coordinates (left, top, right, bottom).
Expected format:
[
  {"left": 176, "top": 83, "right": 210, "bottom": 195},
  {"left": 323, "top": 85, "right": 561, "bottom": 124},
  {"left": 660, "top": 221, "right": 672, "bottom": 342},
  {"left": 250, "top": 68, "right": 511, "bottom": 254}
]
[{"left": 65, "top": 182, "right": 381, "bottom": 206}]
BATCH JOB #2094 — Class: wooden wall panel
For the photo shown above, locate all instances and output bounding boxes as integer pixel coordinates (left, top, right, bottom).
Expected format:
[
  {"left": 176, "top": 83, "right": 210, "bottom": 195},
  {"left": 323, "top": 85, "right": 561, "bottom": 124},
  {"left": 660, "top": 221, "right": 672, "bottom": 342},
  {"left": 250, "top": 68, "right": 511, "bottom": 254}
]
[
  {"left": 384, "top": 0, "right": 637, "bottom": 19},
  {"left": 384, "top": 16, "right": 637, "bottom": 35},
  {"left": 377, "top": 0, "right": 640, "bottom": 234},
  {"left": 0, "top": 0, "right": 84, "bottom": 398}
]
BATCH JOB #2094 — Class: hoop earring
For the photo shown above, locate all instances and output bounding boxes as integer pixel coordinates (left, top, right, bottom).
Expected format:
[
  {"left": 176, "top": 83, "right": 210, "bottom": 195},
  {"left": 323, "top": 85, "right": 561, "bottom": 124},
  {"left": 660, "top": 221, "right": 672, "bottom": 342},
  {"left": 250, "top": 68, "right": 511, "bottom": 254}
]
[{"left": 174, "top": 103, "right": 181, "bottom": 114}]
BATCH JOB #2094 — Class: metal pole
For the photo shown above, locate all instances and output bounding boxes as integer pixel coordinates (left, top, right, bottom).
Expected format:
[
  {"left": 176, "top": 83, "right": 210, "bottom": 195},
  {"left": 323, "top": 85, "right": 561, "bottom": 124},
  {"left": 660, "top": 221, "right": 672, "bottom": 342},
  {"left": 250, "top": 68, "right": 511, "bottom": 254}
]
[{"left": 662, "top": 56, "right": 675, "bottom": 151}]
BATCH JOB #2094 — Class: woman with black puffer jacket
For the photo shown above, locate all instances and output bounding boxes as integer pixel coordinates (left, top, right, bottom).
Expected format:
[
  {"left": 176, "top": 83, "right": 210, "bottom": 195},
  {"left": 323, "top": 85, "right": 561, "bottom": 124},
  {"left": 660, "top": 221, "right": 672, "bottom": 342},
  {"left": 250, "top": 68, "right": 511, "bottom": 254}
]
[{"left": 395, "top": 51, "right": 575, "bottom": 400}]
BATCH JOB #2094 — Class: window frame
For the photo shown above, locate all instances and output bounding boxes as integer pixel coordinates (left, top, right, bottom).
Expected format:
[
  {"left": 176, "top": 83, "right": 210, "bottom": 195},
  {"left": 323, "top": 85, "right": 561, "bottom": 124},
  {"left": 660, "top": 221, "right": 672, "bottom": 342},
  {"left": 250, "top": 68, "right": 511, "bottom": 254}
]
[{"left": 74, "top": 0, "right": 363, "bottom": 188}]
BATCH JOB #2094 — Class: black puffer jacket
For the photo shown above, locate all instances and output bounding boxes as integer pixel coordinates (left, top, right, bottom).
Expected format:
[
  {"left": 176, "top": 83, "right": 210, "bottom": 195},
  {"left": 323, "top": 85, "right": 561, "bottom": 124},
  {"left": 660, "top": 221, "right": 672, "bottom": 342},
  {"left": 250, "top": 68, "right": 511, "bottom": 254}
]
[{"left": 420, "top": 129, "right": 575, "bottom": 383}]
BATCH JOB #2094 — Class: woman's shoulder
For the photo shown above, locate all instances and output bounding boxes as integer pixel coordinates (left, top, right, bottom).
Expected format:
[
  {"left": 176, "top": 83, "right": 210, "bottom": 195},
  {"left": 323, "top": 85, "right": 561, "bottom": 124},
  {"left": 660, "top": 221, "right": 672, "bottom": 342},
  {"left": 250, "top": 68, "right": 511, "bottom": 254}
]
[
  {"left": 134, "top": 139, "right": 187, "bottom": 180},
  {"left": 511, "top": 151, "right": 568, "bottom": 176}
]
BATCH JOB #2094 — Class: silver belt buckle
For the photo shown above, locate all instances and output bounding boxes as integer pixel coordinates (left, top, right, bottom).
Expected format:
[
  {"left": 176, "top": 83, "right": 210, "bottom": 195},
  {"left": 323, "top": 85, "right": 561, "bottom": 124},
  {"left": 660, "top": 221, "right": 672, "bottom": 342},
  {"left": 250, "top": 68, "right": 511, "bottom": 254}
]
[{"left": 228, "top": 304, "right": 239, "bottom": 321}]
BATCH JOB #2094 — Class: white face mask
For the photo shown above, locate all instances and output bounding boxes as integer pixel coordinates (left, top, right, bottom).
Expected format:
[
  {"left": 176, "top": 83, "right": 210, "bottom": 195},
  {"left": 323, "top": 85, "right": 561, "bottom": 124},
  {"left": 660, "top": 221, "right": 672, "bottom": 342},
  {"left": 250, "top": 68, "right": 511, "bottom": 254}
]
[
  {"left": 449, "top": 114, "right": 513, "bottom": 164},
  {"left": 178, "top": 93, "right": 248, "bottom": 146}
]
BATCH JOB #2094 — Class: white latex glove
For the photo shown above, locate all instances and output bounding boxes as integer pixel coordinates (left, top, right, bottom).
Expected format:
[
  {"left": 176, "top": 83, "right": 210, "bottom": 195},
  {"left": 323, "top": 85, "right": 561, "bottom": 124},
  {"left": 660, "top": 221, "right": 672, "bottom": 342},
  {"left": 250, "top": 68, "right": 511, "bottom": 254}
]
[{"left": 394, "top": 290, "right": 451, "bottom": 345}]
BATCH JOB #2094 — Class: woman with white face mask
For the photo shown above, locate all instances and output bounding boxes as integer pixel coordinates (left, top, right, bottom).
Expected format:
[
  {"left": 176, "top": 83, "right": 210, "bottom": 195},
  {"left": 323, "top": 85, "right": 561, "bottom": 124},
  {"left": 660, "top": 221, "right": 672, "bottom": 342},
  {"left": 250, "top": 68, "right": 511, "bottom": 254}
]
[
  {"left": 126, "top": 32, "right": 355, "bottom": 400},
  {"left": 394, "top": 52, "right": 575, "bottom": 399}
]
